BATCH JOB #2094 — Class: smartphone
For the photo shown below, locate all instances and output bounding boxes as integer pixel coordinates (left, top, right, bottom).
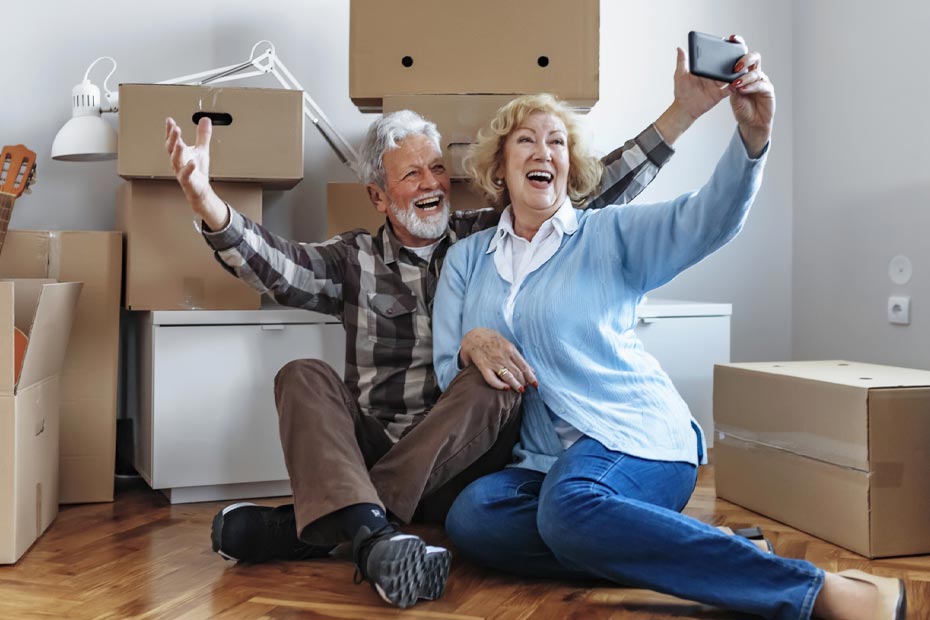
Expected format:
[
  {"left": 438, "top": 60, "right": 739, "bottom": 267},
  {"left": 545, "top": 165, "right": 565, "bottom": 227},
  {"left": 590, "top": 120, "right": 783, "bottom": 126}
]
[{"left": 688, "top": 31, "right": 748, "bottom": 83}]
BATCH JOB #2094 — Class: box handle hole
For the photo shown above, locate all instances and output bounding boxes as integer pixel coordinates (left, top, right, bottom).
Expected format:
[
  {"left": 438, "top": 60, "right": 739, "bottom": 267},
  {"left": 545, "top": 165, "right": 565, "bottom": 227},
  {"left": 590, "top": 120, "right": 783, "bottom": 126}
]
[
  {"left": 402, "top": 56, "right": 414, "bottom": 67},
  {"left": 192, "top": 112, "right": 233, "bottom": 126},
  {"left": 538, "top": 56, "right": 550, "bottom": 67}
]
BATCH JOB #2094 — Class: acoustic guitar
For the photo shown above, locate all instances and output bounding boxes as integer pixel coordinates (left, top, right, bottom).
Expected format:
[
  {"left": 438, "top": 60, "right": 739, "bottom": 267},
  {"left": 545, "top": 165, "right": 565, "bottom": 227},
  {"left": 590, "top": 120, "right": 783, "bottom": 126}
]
[{"left": 1, "top": 144, "right": 38, "bottom": 384}]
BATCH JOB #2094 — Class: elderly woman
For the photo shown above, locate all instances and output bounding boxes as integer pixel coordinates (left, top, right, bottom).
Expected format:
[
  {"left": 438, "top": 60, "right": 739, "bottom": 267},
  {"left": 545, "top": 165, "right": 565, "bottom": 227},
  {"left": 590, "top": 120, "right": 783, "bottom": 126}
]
[{"left": 431, "top": 48, "right": 904, "bottom": 620}]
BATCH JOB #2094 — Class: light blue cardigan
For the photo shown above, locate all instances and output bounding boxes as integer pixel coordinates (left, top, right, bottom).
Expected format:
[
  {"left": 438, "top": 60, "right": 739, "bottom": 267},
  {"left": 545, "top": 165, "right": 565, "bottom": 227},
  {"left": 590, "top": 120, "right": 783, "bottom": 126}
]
[{"left": 433, "top": 130, "right": 768, "bottom": 472}]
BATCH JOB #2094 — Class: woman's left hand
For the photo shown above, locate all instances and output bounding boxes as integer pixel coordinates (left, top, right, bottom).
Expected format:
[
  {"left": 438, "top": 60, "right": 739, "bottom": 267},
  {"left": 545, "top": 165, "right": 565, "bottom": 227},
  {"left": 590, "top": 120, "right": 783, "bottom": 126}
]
[{"left": 727, "top": 38, "right": 776, "bottom": 157}]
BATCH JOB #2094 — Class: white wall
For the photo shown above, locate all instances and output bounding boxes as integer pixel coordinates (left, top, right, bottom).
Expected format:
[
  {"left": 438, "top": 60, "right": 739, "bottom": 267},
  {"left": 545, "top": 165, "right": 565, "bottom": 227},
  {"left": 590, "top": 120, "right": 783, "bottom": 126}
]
[
  {"left": 5, "top": 1, "right": 796, "bottom": 362},
  {"left": 792, "top": 0, "right": 930, "bottom": 369}
]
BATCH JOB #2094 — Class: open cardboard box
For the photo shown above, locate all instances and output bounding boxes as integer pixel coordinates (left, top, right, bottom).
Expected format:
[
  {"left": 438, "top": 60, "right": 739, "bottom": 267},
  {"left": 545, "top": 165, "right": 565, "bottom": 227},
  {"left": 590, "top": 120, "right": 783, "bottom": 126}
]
[
  {"left": 0, "top": 280, "right": 82, "bottom": 564},
  {"left": 714, "top": 360, "right": 930, "bottom": 558}
]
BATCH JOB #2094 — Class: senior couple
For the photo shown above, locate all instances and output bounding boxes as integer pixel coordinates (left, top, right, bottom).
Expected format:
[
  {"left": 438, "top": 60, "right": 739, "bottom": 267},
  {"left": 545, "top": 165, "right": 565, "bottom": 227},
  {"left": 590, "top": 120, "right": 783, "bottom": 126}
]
[{"left": 165, "top": 38, "right": 905, "bottom": 620}]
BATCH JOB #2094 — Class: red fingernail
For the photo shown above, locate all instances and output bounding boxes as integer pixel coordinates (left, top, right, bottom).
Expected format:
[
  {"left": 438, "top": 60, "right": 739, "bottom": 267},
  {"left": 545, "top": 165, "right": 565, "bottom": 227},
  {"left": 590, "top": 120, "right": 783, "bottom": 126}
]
[
  {"left": 734, "top": 63, "right": 744, "bottom": 72},
  {"left": 532, "top": 381, "right": 539, "bottom": 388},
  {"left": 733, "top": 79, "right": 742, "bottom": 86},
  {"left": 503, "top": 386, "right": 511, "bottom": 391},
  {"left": 518, "top": 386, "right": 525, "bottom": 393}
]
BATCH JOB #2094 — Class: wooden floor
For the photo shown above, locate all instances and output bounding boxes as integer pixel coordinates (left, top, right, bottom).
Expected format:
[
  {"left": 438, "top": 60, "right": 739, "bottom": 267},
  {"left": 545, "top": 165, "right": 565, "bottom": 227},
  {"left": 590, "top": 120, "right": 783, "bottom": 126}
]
[{"left": 2, "top": 462, "right": 928, "bottom": 620}]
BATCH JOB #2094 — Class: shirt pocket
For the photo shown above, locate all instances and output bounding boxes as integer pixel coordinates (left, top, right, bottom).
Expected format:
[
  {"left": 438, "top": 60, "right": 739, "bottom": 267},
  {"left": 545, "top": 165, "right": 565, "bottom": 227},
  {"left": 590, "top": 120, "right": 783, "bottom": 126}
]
[{"left": 366, "top": 292, "right": 420, "bottom": 347}]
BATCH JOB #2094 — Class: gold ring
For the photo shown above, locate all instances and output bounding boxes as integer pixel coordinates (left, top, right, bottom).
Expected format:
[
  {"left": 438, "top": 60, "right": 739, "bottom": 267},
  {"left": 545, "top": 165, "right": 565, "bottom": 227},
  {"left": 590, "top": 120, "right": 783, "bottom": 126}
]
[{"left": 496, "top": 367, "right": 511, "bottom": 379}]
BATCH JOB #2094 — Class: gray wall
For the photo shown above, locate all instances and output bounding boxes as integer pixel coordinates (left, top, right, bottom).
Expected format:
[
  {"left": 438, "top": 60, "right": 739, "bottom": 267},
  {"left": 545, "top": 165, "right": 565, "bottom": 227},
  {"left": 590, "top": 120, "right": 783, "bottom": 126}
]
[
  {"left": 792, "top": 0, "right": 930, "bottom": 369},
  {"left": 24, "top": 1, "right": 920, "bottom": 369}
]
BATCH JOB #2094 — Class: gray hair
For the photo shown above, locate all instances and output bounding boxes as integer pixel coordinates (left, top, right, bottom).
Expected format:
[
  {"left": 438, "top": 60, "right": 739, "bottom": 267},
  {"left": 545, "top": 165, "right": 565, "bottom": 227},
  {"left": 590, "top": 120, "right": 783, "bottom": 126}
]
[{"left": 358, "top": 110, "right": 442, "bottom": 188}]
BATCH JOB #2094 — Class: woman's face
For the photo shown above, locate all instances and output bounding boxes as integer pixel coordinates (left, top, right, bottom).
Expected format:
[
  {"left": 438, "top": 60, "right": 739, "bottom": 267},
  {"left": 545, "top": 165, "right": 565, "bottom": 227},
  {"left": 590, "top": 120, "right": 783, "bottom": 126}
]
[{"left": 501, "top": 111, "right": 570, "bottom": 221}]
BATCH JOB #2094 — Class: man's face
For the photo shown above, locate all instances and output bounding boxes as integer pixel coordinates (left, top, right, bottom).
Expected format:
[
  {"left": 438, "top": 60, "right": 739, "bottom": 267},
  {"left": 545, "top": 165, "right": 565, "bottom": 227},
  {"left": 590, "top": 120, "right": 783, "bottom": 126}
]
[{"left": 370, "top": 134, "right": 451, "bottom": 247}]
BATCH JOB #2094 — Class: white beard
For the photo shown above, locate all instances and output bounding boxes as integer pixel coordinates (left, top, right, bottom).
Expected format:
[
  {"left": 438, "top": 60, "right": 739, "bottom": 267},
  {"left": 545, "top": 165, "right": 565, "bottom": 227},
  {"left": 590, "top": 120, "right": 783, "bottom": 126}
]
[{"left": 389, "top": 194, "right": 451, "bottom": 241}]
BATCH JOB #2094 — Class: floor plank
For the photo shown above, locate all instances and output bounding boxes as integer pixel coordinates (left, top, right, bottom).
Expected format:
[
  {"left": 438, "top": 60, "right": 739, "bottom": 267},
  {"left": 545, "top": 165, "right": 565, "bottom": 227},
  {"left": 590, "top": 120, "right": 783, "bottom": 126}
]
[{"left": 0, "top": 463, "right": 925, "bottom": 619}]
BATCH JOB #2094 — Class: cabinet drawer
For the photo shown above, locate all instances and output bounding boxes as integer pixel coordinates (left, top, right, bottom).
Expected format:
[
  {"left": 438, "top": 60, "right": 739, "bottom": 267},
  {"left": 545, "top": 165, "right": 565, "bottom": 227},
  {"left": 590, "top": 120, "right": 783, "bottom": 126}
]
[{"left": 147, "top": 323, "right": 345, "bottom": 488}]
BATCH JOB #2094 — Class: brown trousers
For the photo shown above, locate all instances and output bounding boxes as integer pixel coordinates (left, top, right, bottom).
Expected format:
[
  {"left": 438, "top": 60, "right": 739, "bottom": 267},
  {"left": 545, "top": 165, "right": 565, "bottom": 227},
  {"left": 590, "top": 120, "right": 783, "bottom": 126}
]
[{"left": 273, "top": 359, "right": 521, "bottom": 545}]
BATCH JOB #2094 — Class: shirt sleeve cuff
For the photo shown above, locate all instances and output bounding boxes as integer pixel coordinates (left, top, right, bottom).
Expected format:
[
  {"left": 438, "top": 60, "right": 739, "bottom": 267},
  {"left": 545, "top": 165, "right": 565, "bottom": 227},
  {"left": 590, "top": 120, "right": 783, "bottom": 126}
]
[
  {"left": 202, "top": 203, "right": 246, "bottom": 251},
  {"left": 638, "top": 123, "right": 675, "bottom": 167}
]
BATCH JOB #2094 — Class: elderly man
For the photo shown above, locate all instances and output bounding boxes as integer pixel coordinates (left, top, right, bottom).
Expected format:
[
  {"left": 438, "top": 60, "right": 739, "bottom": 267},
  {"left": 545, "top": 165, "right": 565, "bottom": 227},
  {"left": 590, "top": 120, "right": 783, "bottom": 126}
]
[{"left": 164, "top": 60, "right": 720, "bottom": 607}]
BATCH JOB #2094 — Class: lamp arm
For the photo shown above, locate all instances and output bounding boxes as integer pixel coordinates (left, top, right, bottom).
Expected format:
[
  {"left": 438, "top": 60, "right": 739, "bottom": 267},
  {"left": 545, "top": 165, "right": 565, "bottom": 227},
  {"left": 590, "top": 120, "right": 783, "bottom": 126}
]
[{"left": 155, "top": 42, "right": 361, "bottom": 178}]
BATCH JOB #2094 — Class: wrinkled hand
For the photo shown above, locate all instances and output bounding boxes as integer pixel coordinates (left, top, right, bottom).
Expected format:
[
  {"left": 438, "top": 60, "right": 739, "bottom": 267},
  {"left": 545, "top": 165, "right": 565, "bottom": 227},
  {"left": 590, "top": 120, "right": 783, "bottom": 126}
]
[
  {"left": 460, "top": 327, "right": 538, "bottom": 391},
  {"left": 673, "top": 45, "right": 730, "bottom": 122},
  {"left": 726, "top": 37, "right": 776, "bottom": 157},
  {"left": 165, "top": 117, "right": 226, "bottom": 227}
]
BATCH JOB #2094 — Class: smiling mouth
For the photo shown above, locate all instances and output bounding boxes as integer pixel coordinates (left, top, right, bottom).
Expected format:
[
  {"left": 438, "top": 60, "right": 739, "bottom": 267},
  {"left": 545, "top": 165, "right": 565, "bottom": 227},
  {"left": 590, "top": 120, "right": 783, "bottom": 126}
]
[
  {"left": 413, "top": 194, "right": 444, "bottom": 210},
  {"left": 526, "top": 171, "right": 553, "bottom": 186}
]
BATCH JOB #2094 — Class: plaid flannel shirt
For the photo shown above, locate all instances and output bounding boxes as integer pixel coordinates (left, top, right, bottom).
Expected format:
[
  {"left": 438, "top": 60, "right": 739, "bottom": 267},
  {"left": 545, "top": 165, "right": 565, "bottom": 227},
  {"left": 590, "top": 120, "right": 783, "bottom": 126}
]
[{"left": 202, "top": 123, "right": 673, "bottom": 442}]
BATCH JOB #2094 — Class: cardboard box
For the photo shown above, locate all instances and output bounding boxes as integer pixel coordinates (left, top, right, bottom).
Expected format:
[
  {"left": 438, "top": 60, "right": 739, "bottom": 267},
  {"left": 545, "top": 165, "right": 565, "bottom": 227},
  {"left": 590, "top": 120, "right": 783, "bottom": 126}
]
[
  {"left": 327, "top": 181, "right": 488, "bottom": 238},
  {"left": 0, "top": 232, "right": 122, "bottom": 504},
  {"left": 714, "top": 360, "right": 930, "bottom": 558},
  {"left": 118, "top": 84, "right": 304, "bottom": 189},
  {"left": 350, "top": 0, "right": 599, "bottom": 112},
  {"left": 384, "top": 95, "right": 515, "bottom": 178},
  {"left": 0, "top": 280, "right": 82, "bottom": 564},
  {"left": 117, "top": 180, "right": 262, "bottom": 311}
]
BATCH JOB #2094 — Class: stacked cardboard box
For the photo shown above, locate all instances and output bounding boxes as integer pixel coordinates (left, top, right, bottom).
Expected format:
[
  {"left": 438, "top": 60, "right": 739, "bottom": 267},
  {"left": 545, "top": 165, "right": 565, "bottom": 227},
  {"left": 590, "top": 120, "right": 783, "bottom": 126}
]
[
  {"left": 117, "top": 83, "right": 305, "bottom": 310},
  {"left": 0, "top": 280, "right": 82, "bottom": 563},
  {"left": 331, "top": 0, "right": 600, "bottom": 235},
  {"left": 0, "top": 232, "right": 122, "bottom": 505},
  {"left": 714, "top": 360, "right": 930, "bottom": 558}
]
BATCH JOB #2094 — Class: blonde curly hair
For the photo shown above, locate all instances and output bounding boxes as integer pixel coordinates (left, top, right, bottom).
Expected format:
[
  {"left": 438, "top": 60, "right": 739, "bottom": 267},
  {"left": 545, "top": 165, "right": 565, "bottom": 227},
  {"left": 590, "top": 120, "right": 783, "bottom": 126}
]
[{"left": 463, "top": 93, "right": 604, "bottom": 208}]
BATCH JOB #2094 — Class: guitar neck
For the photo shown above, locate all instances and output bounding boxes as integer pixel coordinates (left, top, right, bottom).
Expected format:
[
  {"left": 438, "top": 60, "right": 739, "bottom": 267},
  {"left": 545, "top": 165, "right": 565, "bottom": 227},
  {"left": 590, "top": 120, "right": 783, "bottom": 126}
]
[{"left": 0, "top": 192, "right": 14, "bottom": 250}]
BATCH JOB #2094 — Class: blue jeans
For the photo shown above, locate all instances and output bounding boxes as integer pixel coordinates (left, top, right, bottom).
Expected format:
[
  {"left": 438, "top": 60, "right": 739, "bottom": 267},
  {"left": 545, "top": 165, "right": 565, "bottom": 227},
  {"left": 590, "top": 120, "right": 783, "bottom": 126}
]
[{"left": 445, "top": 437, "right": 824, "bottom": 620}]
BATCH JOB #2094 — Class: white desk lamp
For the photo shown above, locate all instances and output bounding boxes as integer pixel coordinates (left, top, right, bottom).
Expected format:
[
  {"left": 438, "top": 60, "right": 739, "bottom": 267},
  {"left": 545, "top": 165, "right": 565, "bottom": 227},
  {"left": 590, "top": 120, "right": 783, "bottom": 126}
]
[{"left": 51, "top": 41, "right": 360, "bottom": 176}]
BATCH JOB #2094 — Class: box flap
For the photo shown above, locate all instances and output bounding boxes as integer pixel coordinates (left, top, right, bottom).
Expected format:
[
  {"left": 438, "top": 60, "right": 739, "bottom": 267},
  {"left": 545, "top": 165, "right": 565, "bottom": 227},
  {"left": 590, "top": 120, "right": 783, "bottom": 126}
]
[
  {"left": 15, "top": 281, "right": 83, "bottom": 391},
  {"left": 721, "top": 360, "right": 930, "bottom": 389}
]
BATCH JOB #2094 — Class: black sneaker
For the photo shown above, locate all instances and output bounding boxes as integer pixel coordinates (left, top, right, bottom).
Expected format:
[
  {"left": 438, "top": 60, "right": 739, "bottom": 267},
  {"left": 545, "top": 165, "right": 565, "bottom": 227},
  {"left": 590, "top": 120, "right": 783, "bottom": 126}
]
[
  {"left": 211, "top": 502, "right": 333, "bottom": 563},
  {"left": 352, "top": 524, "right": 451, "bottom": 608}
]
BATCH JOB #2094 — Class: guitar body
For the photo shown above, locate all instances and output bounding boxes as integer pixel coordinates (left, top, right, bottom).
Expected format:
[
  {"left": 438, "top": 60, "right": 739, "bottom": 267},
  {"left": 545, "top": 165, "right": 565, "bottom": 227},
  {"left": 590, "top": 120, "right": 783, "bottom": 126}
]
[{"left": 13, "top": 326, "right": 27, "bottom": 384}]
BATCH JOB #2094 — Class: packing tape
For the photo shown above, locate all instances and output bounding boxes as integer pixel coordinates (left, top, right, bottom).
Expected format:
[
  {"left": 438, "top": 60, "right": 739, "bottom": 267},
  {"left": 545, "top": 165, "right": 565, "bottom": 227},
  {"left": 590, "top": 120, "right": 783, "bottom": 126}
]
[
  {"left": 181, "top": 277, "right": 205, "bottom": 310},
  {"left": 714, "top": 424, "right": 869, "bottom": 472},
  {"left": 872, "top": 462, "right": 904, "bottom": 488}
]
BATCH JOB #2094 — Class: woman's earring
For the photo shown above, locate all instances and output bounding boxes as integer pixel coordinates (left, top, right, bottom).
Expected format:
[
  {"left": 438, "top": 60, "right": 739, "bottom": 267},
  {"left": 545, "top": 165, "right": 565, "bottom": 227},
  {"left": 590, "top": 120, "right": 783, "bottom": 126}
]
[{"left": 493, "top": 177, "right": 504, "bottom": 187}]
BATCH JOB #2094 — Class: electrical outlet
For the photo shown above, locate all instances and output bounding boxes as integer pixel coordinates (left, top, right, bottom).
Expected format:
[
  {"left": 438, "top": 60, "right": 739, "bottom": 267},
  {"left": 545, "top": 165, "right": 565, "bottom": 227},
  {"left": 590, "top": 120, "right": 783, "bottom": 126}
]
[{"left": 888, "top": 295, "right": 911, "bottom": 325}]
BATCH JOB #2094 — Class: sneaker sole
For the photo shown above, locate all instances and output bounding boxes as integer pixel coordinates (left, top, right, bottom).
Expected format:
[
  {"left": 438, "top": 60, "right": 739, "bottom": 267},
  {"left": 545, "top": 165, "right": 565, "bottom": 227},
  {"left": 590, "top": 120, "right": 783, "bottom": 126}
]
[
  {"left": 419, "top": 546, "right": 452, "bottom": 601},
  {"left": 211, "top": 502, "right": 257, "bottom": 561},
  {"left": 369, "top": 540, "right": 451, "bottom": 608}
]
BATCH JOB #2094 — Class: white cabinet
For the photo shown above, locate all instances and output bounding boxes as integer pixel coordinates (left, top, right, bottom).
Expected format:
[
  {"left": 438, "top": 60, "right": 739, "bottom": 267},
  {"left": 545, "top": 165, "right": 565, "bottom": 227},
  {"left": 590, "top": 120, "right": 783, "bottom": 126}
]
[
  {"left": 635, "top": 299, "right": 731, "bottom": 448},
  {"left": 130, "top": 309, "right": 345, "bottom": 503}
]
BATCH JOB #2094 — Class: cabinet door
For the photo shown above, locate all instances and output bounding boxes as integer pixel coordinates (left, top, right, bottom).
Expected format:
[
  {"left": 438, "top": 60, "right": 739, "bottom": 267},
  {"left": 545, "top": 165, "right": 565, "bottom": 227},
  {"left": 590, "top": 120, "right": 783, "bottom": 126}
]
[
  {"left": 635, "top": 316, "right": 729, "bottom": 447},
  {"left": 151, "top": 323, "right": 345, "bottom": 488}
]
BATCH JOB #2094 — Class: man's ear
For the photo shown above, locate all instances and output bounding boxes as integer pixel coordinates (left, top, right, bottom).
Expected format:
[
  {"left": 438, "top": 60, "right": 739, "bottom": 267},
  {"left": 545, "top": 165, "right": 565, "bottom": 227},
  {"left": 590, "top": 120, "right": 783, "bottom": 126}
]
[{"left": 367, "top": 184, "right": 389, "bottom": 215}]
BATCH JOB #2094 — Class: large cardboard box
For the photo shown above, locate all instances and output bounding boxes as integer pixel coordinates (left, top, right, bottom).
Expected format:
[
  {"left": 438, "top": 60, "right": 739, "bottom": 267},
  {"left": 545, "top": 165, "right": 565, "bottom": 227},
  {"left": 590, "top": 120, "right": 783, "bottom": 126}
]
[
  {"left": 384, "top": 95, "right": 514, "bottom": 179},
  {"left": 0, "top": 232, "right": 122, "bottom": 504},
  {"left": 714, "top": 360, "right": 930, "bottom": 558},
  {"left": 350, "top": 0, "right": 599, "bottom": 112},
  {"left": 117, "top": 180, "right": 262, "bottom": 311},
  {"left": 118, "top": 84, "right": 304, "bottom": 189},
  {"left": 0, "top": 280, "right": 82, "bottom": 564},
  {"left": 327, "top": 181, "right": 488, "bottom": 238}
]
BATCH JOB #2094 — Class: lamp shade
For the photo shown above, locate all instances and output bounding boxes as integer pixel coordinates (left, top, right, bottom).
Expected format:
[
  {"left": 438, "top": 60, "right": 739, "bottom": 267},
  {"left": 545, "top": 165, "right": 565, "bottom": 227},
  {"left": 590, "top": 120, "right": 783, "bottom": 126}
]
[
  {"left": 51, "top": 115, "right": 117, "bottom": 161},
  {"left": 51, "top": 79, "right": 118, "bottom": 161}
]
